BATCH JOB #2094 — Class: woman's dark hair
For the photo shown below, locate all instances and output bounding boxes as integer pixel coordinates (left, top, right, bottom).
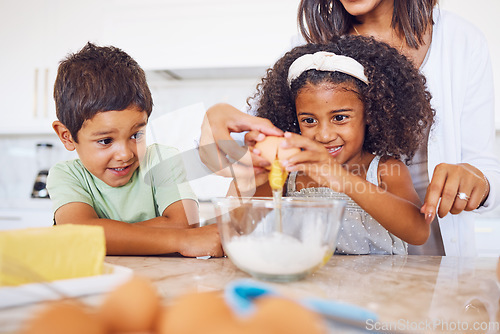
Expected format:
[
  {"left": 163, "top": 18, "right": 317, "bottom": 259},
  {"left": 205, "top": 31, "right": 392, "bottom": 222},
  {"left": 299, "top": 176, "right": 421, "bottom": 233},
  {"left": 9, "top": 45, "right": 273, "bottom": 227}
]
[
  {"left": 298, "top": 0, "right": 437, "bottom": 48},
  {"left": 54, "top": 42, "right": 153, "bottom": 142},
  {"left": 249, "top": 35, "right": 434, "bottom": 163}
]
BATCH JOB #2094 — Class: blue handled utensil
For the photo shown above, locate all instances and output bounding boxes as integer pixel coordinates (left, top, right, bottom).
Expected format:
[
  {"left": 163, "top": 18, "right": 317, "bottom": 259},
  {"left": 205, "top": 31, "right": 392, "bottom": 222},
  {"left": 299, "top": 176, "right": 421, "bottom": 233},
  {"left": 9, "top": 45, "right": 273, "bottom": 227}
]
[{"left": 224, "top": 279, "right": 379, "bottom": 330}]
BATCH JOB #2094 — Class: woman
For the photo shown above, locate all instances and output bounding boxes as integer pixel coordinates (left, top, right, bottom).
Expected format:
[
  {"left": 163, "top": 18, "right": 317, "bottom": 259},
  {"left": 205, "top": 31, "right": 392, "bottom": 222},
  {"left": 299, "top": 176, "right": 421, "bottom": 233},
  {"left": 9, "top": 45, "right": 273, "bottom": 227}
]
[{"left": 199, "top": 0, "right": 499, "bottom": 256}]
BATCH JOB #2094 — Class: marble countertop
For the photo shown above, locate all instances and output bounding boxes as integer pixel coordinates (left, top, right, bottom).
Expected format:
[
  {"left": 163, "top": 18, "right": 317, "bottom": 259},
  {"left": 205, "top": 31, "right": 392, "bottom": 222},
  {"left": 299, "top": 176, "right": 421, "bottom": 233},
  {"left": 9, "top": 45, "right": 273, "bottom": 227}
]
[{"left": 1, "top": 255, "right": 499, "bottom": 333}]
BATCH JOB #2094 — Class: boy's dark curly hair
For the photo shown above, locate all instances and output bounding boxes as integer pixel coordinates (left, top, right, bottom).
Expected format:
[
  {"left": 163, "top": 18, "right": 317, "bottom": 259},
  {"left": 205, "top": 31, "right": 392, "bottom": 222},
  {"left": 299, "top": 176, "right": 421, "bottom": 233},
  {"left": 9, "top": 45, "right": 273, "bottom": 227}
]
[
  {"left": 54, "top": 42, "right": 153, "bottom": 142},
  {"left": 249, "top": 35, "right": 434, "bottom": 163}
]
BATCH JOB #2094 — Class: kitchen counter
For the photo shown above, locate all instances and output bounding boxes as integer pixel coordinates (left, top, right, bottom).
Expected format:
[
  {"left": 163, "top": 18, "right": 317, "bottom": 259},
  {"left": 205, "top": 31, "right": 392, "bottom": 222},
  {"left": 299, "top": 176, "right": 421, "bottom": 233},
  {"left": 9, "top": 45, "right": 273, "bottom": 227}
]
[{"left": 1, "top": 255, "right": 499, "bottom": 333}]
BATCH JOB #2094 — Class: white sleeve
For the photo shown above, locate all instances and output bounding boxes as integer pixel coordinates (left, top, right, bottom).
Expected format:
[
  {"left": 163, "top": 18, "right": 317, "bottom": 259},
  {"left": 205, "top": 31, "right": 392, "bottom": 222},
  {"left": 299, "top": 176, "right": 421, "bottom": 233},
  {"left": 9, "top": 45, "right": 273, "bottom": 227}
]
[{"left": 458, "top": 29, "right": 500, "bottom": 213}]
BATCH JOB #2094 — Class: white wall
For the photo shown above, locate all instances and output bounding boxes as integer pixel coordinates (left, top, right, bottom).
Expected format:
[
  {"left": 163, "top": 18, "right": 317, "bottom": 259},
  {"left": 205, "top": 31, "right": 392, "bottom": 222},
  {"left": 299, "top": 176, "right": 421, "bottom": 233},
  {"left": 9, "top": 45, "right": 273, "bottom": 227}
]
[{"left": 439, "top": 0, "right": 500, "bottom": 127}]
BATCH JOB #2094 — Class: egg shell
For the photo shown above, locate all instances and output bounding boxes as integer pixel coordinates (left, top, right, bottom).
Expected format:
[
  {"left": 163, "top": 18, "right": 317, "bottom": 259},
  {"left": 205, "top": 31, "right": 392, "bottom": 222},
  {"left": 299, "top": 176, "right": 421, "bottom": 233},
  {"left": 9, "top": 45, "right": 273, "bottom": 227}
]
[
  {"left": 254, "top": 136, "right": 300, "bottom": 169},
  {"left": 99, "top": 275, "right": 160, "bottom": 332},
  {"left": 157, "top": 291, "right": 239, "bottom": 334},
  {"left": 497, "top": 258, "right": 500, "bottom": 281},
  {"left": 246, "top": 296, "right": 327, "bottom": 334},
  {"left": 19, "top": 300, "right": 105, "bottom": 334}
]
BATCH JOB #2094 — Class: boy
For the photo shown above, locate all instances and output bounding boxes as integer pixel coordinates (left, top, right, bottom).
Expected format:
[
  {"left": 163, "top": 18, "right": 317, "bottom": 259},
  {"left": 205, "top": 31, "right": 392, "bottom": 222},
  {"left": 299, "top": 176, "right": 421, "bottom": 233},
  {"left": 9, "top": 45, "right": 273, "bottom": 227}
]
[{"left": 47, "top": 42, "right": 222, "bottom": 257}]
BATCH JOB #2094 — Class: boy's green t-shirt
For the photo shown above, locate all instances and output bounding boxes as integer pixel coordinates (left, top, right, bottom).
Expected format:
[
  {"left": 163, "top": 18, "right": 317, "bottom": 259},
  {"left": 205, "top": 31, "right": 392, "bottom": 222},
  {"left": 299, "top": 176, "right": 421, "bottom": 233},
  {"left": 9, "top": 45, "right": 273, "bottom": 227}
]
[{"left": 46, "top": 144, "right": 198, "bottom": 223}]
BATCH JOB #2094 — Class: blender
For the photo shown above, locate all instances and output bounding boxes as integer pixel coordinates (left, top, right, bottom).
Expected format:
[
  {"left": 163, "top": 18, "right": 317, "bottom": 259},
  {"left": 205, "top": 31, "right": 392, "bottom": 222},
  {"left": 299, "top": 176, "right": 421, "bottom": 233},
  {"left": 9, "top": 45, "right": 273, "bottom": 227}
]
[{"left": 31, "top": 143, "right": 53, "bottom": 198}]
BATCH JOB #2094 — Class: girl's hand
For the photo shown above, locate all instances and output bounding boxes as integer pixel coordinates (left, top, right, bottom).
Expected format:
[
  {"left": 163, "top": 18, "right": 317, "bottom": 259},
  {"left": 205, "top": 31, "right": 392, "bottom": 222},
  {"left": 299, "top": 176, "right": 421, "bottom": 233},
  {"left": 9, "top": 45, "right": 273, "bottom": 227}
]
[
  {"left": 421, "top": 163, "right": 490, "bottom": 222},
  {"left": 244, "top": 130, "right": 265, "bottom": 148},
  {"left": 280, "top": 132, "right": 347, "bottom": 192},
  {"left": 244, "top": 130, "right": 272, "bottom": 170},
  {"left": 199, "top": 103, "right": 282, "bottom": 179}
]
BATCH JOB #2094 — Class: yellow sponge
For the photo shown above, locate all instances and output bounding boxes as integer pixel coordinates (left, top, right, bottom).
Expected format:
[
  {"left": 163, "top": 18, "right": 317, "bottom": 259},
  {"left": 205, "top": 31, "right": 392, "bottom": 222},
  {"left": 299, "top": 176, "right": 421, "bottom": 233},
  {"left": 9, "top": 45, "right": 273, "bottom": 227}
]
[{"left": 0, "top": 224, "right": 106, "bottom": 286}]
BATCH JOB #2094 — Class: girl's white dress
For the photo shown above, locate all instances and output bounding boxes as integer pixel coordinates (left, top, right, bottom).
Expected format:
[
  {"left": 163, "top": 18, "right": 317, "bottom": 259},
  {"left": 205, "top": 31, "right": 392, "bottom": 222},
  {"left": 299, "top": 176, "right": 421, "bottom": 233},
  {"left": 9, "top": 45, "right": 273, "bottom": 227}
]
[{"left": 286, "top": 156, "right": 407, "bottom": 255}]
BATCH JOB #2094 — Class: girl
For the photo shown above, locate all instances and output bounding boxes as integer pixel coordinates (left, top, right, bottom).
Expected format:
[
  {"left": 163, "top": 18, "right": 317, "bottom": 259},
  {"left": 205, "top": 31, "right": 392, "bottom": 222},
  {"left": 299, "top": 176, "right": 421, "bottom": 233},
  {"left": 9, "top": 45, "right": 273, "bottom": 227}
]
[
  {"left": 297, "top": 0, "right": 498, "bottom": 257},
  {"left": 246, "top": 35, "right": 434, "bottom": 254}
]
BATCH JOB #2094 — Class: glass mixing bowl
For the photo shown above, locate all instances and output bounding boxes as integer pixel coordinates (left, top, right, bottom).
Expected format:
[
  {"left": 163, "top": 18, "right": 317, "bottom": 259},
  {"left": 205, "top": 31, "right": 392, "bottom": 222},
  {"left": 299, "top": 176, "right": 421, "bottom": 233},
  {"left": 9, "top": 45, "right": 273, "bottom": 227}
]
[{"left": 212, "top": 197, "right": 346, "bottom": 282}]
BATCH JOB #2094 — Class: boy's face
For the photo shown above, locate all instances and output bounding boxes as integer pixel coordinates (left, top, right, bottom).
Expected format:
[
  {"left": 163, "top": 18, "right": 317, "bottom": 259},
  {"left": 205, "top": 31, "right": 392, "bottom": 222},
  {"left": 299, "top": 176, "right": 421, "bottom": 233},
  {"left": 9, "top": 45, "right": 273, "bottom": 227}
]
[{"left": 72, "top": 106, "right": 148, "bottom": 187}]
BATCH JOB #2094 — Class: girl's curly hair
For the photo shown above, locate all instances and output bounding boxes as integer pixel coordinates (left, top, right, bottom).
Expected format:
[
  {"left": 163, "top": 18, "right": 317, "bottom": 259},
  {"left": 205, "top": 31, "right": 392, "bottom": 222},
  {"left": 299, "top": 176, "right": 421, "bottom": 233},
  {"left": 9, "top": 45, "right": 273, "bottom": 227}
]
[{"left": 249, "top": 35, "right": 434, "bottom": 163}]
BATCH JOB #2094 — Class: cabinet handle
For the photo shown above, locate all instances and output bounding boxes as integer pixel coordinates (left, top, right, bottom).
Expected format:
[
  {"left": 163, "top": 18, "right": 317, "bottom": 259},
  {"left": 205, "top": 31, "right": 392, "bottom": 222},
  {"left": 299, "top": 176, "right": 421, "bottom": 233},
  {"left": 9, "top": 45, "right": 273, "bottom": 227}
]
[
  {"left": 0, "top": 216, "right": 21, "bottom": 221},
  {"left": 44, "top": 68, "right": 49, "bottom": 118},
  {"left": 33, "top": 68, "right": 39, "bottom": 118}
]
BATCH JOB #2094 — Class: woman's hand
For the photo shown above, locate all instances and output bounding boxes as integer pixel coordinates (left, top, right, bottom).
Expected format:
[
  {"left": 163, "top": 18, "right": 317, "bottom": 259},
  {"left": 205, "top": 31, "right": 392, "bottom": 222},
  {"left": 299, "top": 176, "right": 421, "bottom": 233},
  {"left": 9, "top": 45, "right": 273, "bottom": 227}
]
[
  {"left": 198, "top": 103, "right": 283, "bottom": 179},
  {"left": 243, "top": 130, "right": 272, "bottom": 187},
  {"left": 421, "top": 163, "right": 490, "bottom": 222},
  {"left": 280, "top": 132, "right": 346, "bottom": 192}
]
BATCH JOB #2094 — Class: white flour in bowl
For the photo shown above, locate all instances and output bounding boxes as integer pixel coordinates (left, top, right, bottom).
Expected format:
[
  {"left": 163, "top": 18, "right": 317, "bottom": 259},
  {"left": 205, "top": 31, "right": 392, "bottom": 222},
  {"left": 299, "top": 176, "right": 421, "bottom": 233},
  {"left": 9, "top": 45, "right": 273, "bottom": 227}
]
[{"left": 224, "top": 231, "right": 328, "bottom": 276}]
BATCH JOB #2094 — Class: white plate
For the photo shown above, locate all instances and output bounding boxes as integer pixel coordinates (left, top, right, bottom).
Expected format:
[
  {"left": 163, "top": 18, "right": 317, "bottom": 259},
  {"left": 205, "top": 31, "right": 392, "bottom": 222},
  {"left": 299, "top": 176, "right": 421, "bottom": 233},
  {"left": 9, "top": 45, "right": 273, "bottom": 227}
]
[{"left": 0, "top": 263, "right": 133, "bottom": 308}]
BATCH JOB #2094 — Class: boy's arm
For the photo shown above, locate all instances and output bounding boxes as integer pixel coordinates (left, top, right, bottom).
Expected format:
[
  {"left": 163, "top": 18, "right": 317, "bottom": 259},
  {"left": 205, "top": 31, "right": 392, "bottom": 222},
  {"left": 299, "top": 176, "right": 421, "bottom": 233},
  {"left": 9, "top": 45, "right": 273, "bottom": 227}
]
[
  {"left": 54, "top": 202, "right": 222, "bottom": 257},
  {"left": 134, "top": 199, "right": 199, "bottom": 228}
]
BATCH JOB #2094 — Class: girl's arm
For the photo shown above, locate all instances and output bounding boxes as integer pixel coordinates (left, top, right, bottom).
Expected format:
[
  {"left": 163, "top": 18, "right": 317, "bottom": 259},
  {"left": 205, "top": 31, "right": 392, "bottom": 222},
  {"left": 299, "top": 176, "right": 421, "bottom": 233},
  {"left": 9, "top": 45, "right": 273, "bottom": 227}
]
[
  {"left": 344, "top": 159, "right": 430, "bottom": 245},
  {"left": 282, "top": 133, "right": 430, "bottom": 245}
]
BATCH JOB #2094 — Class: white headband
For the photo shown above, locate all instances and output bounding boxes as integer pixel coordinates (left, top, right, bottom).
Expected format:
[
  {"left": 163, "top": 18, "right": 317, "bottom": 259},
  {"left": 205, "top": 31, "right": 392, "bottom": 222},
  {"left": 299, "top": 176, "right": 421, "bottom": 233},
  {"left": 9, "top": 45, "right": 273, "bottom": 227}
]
[{"left": 287, "top": 51, "right": 369, "bottom": 86}]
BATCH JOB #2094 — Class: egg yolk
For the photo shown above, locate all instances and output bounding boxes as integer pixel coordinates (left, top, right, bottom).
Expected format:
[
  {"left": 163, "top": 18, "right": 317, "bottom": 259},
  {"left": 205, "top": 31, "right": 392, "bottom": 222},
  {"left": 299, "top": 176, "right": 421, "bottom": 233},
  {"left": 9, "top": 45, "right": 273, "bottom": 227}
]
[{"left": 269, "top": 159, "right": 288, "bottom": 190}]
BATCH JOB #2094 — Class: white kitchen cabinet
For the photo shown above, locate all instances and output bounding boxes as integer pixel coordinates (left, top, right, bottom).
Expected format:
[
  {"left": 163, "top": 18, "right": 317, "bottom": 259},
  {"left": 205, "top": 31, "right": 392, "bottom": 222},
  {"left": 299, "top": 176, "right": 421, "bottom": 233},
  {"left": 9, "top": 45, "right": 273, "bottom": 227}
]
[
  {"left": 440, "top": 0, "right": 500, "bottom": 129},
  {"left": 1, "top": 0, "right": 298, "bottom": 134},
  {"left": 48, "top": 0, "right": 299, "bottom": 70},
  {"left": 0, "top": 206, "right": 53, "bottom": 231},
  {"left": 0, "top": 0, "right": 57, "bottom": 134},
  {"left": 97, "top": 0, "right": 299, "bottom": 70},
  {"left": 5, "top": 0, "right": 119, "bottom": 134},
  {"left": 2, "top": 1, "right": 500, "bottom": 134}
]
